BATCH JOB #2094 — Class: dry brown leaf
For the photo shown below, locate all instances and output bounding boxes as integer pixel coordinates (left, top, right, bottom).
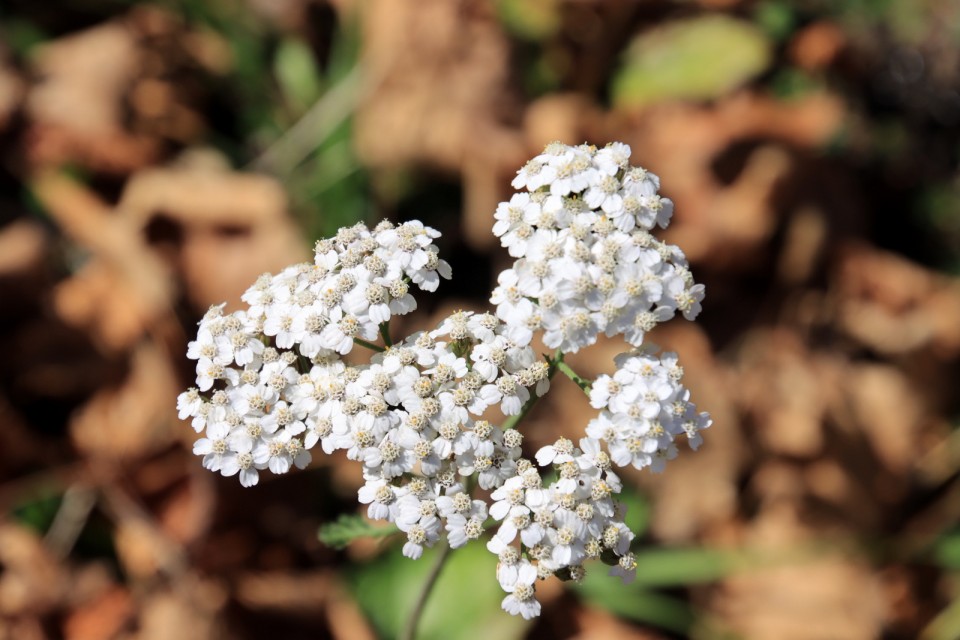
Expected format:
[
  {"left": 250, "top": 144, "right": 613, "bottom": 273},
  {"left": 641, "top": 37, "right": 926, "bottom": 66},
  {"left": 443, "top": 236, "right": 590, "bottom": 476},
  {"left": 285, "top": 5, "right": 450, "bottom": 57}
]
[
  {"left": 70, "top": 341, "right": 179, "bottom": 462},
  {"left": 0, "top": 220, "right": 47, "bottom": 276},
  {"left": 179, "top": 223, "right": 307, "bottom": 311},
  {"left": 155, "top": 474, "right": 217, "bottom": 546},
  {"left": 117, "top": 165, "right": 308, "bottom": 311},
  {"left": 325, "top": 581, "right": 378, "bottom": 640},
  {"left": 0, "top": 59, "right": 23, "bottom": 132},
  {"left": 570, "top": 606, "right": 667, "bottom": 640},
  {"left": 523, "top": 94, "right": 599, "bottom": 153},
  {"left": 354, "top": 0, "right": 518, "bottom": 173},
  {"left": 113, "top": 519, "right": 169, "bottom": 581},
  {"left": 737, "top": 329, "right": 828, "bottom": 458},
  {"left": 712, "top": 557, "right": 883, "bottom": 640},
  {"left": 134, "top": 584, "right": 222, "bottom": 640},
  {"left": 833, "top": 243, "right": 960, "bottom": 356},
  {"left": 602, "top": 92, "right": 844, "bottom": 268},
  {"left": 54, "top": 260, "right": 165, "bottom": 352},
  {"left": 62, "top": 586, "right": 134, "bottom": 640},
  {"left": 26, "top": 21, "right": 161, "bottom": 172},
  {"left": 708, "top": 498, "right": 884, "bottom": 639},
  {"left": 789, "top": 21, "right": 846, "bottom": 71},
  {"left": 119, "top": 167, "right": 289, "bottom": 228},
  {"left": 777, "top": 206, "right": 829, "bottom": 284},
  {"left": 33, "top": 171, "right": 175, "bottom": 351},
  {"left": 24, "top": 7, "right": 218, "bottom": 172},
  {"left": 235, "top": 571, "right": 331, "bottom": 611},
  {"left": 0, "top": 618, "right": 46, "bottom": 640},
  {"left": 841, "top": 363, "right": 923, "bottom": 476},
  {"left": 354, "top": 0, "right": 525, "bottom": 250},
  {"left": 0, "top": 523, "right": 65, "bottom": 616}
]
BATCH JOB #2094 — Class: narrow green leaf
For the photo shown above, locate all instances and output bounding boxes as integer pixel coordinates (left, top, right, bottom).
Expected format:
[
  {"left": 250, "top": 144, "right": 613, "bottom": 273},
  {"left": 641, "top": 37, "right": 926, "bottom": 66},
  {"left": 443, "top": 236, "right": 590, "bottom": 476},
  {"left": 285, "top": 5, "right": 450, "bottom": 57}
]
[
  {"left": 630, "top": 546, "right": 753, "bottom": 587},
  {"left": 574, "top": 576, "right": 694, "bottom": 634},
  {"left": 274, "top": 37, "right": 322, "bottom": 112},
  {"left": 318, "top": 514, "right": 398, "bottom": 550}
]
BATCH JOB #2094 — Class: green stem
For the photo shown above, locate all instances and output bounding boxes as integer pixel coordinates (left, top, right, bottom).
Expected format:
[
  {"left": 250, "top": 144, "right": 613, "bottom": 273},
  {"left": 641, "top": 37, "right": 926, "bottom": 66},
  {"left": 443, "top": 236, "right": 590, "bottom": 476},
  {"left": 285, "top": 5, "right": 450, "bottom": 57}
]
[
  {"left": 501, "top": 350, "right": 562, "bottom": 431},
  {"left": 556, "top": 359, "right": 592, "bottom": 395},
  {"left": 296, "top": 354, "right": 312, "bottom": 372},
  {"left": 353, "top": 337, "right": 385, "bottom": 352},
  {"left": 379, "top": 321, "right": 393, "bottom": 347},
  {"left": 401, "top": 542, "right": 451, "bottom": 640}
]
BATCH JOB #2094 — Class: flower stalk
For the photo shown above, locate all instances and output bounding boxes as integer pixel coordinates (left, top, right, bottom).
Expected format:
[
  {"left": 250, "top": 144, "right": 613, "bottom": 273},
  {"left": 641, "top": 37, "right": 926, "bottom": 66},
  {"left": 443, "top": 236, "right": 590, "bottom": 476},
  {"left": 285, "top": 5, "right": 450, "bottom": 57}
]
[{"left": 401, "top": 542, "right": 452, "bottom": 640}]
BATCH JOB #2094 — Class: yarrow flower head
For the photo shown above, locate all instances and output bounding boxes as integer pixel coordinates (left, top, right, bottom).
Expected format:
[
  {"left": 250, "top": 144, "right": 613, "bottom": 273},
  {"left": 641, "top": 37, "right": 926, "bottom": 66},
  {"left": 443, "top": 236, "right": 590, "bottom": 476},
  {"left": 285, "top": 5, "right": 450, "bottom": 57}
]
[
  {"left": 586, "top": 347, "right": 712, "bottom": 472},
  {"left": 491, "top": 141, "right": 704, "bottom": 353},
  {"left": 178, "top": 142, "right": 711, "bottom": 622}
]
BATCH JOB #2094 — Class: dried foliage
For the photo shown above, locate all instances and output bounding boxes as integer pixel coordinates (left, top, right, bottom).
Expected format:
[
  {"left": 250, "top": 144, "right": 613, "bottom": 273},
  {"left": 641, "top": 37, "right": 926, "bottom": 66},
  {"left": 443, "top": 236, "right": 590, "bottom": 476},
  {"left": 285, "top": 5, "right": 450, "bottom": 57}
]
[{"left": 1, "top": 0, "right": 959, "bottom": 638}]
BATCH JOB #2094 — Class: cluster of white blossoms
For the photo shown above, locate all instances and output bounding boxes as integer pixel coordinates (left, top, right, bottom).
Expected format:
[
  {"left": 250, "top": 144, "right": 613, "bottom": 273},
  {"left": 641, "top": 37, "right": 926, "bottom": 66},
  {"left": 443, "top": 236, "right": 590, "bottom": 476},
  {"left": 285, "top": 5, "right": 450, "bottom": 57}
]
[
  {"left": 486, "top": 437, "right": 636, "bottom": 619},
  {"left": 178, "top": 142, "right": 711, "bottom": 622},
  {"left": 478, "top": 142, "right": 710, "bottom": 617},
  {"left": 178, "top": 220, "right": 453, "bottom": 487},
  {"left": 588, "top": 348, "right": 712, "bottom": 472},
  {"left": 351, "top": 310, "right": 552, "bottom": 560},
  {"left": 491, "top": 141, "right": 704, "bottom": 353}
]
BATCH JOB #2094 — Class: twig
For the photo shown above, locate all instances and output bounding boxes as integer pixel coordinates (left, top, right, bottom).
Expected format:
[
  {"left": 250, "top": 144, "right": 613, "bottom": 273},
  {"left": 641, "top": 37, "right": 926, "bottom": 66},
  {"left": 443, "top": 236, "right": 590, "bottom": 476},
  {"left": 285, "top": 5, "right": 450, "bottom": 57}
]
[
  {"left": 250, "top": 65, "right": 370, "bottom": 176},
  {"left": 501, "top": 350, "right": 562, "bottom": 431},
  {"left": 99, "top": 483, "right": 190, "bottom": 578},
  {"left": 43, "top": 484, "right": 98, "bottom": 559},
  {"left": 379, "top": 321, "right": 393, "bottom": 348},
  {"left": 354, "top": 337, "right": 385, "bottom": 352},
  {"left": 400, "top": 542, "right": 452, "bottom": 640},
  {"left": 555, "top": 359, "right": 592, "bottom": 395}
]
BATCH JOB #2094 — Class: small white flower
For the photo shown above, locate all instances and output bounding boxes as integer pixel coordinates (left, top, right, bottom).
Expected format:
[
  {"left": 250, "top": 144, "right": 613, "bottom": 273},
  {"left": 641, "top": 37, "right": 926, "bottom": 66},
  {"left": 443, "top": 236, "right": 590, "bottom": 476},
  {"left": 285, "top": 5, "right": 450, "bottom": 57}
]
[{"left": 500, "top": 560, "right": 541, "bottom": 620}]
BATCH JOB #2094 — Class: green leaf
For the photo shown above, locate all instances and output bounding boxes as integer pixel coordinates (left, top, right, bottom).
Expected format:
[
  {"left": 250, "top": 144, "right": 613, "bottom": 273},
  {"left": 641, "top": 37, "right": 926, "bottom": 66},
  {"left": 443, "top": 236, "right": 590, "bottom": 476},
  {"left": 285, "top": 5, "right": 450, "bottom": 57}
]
[
  {"left": 612, "top": 15, "right": 772, "bottom": 108},
  {"left": 933, "top": 533, "right": 960, "bottom": 570},
  {"left": 274, "top": 37, "right": 322, "bottom": 113},
  {"left": 318, "top": 514, "right": 398, "bottom": 550},
  {"left": 497, "top": 0, "right": 561, "bottom": 41},
  {"left": 12, "top": 492, "right": 62, "bottom": 534},
  {"left": 618, "top": 487, "right": 651, "bottom": 537},
  {"left": 922, "top": 593, "right": 960, "bottom": 640},
  {"left": 574, "top": 576, "right": 694, "bottom": 634},
  {"left": 753, "top": 0, "right": 797, "bottom": 42},
  {"left": 629, "top": 546, "right": 754, "bottom": 586},
  {"left": 574, "top": 546, "right": 756, "bottom": 636},
  {"left": 346, "top": 541, "right": 527, "bottom": 640}
]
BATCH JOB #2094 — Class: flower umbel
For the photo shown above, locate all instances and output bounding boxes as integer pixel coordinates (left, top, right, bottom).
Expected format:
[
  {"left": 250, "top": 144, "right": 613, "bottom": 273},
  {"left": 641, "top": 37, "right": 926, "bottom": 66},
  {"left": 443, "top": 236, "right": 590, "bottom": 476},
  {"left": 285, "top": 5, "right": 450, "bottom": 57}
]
[{"left": 178, "top": 142, "right": 711, "bottom": 621}]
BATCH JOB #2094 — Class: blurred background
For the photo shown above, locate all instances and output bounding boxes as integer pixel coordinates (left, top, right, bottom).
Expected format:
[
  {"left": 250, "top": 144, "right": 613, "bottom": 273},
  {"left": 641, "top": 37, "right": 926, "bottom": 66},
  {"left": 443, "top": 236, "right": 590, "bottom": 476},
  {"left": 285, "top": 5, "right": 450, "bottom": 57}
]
[{"left": 1, "top": 0, "right": 960, "bottom": 638}]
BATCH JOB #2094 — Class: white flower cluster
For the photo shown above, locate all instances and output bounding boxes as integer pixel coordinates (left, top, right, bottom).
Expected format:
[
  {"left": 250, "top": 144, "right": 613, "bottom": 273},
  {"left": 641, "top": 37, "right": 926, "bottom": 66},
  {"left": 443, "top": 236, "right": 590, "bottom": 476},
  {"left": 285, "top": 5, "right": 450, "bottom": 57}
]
[
  {"left": 350, "top": 310, "right": 552, "bottom": 560},
  {"left": 177, "top": 220, "right": 453, "bottom": 486},
  {"left": 475, "top": 143, "right": 712, "bottom": 617},
  {"left": 486, "top": 438, "right": 636, "bottom": 619},
  {"left": 588, "top": 348, "right": 712, "bottom": 472},
  {"left": 491, "top": 141, "right": 704, "bottom": 353},
  {"left": 177, "top": 142, "right": 712, "bottom": 623}
]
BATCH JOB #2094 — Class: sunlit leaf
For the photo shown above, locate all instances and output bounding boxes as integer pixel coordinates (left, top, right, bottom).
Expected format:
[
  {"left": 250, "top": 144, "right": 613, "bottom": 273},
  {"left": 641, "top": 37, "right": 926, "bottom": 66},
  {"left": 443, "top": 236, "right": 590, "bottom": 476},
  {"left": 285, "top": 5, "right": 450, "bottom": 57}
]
[
  {"left": 497, "top": 0, "right": 561, "bottom": 41},
  {"left": 612, "top": 15, "right": 772, "bottom": 108},
  {"left": 274, "top": 37, "right": 322, "bottom": 113},
  {"left": 922, "top": 593, "right": 960, "bottom": 640}
]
